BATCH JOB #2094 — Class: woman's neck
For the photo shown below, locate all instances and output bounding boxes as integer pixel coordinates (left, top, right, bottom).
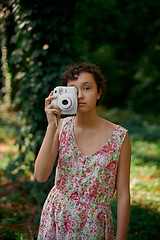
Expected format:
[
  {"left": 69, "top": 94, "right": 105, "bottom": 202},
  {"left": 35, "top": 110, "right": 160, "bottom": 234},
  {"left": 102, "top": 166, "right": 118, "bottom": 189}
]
[{"left": 75, "top": 110, "right": 101, "bottom": 129}]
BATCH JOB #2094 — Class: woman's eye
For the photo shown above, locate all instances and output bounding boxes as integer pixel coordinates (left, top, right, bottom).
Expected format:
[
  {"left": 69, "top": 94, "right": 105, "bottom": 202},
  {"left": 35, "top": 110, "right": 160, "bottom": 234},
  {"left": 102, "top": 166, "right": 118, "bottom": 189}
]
[{"left": 84, "top": 87, "right": 90, "bottom": 90}]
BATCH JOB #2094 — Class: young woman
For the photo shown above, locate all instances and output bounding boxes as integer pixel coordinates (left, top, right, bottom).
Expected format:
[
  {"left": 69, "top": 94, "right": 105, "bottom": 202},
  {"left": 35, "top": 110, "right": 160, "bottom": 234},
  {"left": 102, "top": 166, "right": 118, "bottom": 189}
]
[{"left": 34, "top": 63, "right": 131, "bottom": 240}]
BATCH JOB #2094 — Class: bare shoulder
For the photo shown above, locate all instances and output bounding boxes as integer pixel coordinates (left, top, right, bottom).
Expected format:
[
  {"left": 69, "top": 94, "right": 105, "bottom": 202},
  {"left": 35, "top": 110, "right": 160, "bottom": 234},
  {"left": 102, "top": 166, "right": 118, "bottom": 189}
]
[
  {"left": 97, "top": 117, "right": 118, "bottom": 140},
  {"left": 122, "top": 131, "right": 131, "bottom": 149},
  {"left": 100, "top": 117, "right": 117, "bottom": 131}
]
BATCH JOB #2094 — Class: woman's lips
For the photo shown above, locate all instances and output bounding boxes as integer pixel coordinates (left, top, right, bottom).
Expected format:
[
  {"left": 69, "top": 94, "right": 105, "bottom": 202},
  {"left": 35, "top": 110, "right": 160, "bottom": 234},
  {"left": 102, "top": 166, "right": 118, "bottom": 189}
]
[{"left": 78, "top": 102, "right": 86, "bottom": 106}]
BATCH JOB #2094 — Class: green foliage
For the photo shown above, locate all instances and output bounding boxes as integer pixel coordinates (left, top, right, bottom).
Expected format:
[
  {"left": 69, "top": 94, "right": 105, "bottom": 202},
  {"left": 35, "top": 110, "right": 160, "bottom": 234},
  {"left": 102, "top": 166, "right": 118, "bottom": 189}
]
[
  {"left": 129, "top": 43, "right": 160, "bottom": 114},
  {"left": 1, "top": 0, "right": 160, "bottom": 112},
  {"left": 0, "top": 228, "right": 16, "bottom": 240},
  {"left": 2, "top": 0, "right": 159, "bottom": 112},
  {"left": 129, "top": 205, "right": 160, "bottom": 240},
  {"left": 0, "top": 228, "right": 27, "bottom": 240},
  {"left": 0, "top": 120, "right": 19, "bottom": 142},
  {"left": 5, "top": 0, "right": 77, "bottom": 186},
  {"left": 111, "top": 199, "right": 160, "bottom": 239},
  {"left": 74, "top": 0, "right": 160, "bottom": 112},
  {"left": 15, "top": 233, "right": 27, "bottom": 240}
]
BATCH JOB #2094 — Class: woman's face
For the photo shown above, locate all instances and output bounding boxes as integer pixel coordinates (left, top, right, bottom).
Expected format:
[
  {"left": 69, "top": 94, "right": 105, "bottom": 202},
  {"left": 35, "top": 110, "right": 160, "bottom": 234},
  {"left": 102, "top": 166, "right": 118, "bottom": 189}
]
[{"left": 67, "top": 72, "right": 102, "bottom": 113}]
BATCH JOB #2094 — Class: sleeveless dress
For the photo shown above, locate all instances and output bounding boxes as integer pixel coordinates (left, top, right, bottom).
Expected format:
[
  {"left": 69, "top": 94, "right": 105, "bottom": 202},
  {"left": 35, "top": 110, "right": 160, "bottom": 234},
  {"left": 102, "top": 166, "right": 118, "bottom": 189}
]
[{"left": 37, "top": 116, "right": 127, "bottom": 240}]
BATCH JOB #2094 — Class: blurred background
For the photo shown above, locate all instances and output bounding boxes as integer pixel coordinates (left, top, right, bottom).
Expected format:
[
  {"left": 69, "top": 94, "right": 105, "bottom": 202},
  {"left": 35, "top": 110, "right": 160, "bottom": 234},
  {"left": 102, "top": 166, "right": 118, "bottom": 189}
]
[{"left": 0, "top": 0, "right": 160, "bottom": 239}]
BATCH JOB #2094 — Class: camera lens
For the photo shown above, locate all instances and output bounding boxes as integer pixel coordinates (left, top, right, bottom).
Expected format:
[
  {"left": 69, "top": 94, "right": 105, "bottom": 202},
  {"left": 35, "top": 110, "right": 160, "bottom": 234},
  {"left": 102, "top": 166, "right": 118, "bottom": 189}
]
[
  {"left": 62, "top": 99, "right": 68, "bottom": 105},
  {"left": 58, "top": 96, "right": 72, "bottom": 111}
]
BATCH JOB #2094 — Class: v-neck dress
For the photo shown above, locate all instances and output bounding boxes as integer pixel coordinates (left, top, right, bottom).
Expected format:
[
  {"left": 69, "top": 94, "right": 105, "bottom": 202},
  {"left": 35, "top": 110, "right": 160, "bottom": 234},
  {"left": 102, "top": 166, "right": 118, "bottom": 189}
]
[{"left": 37, "top": 116, "right": 128, "bottom": 240}]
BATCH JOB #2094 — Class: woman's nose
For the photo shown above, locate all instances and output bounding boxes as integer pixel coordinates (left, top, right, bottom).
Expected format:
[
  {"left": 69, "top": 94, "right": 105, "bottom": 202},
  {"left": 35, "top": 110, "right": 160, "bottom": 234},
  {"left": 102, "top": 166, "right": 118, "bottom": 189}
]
[{"left": 77, "top": 89, "right": 83, "bottom": 99}]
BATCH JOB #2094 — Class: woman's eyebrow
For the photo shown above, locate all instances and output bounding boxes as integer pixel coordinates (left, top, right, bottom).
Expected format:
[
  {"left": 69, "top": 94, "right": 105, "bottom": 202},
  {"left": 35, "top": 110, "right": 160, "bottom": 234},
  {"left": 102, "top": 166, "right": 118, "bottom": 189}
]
[
  {"left": 82, "top": 82, "right": 93, "bottom": 85},
  {"left": 67, "top": 81, "right": 93, "bottom": 87}
]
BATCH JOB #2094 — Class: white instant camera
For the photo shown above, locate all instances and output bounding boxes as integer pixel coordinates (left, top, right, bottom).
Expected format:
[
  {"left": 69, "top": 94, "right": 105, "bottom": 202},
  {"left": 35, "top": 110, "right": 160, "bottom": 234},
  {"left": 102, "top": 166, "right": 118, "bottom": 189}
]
[{"left": 52, "top": 86, "right": 78, "bottom": 115}]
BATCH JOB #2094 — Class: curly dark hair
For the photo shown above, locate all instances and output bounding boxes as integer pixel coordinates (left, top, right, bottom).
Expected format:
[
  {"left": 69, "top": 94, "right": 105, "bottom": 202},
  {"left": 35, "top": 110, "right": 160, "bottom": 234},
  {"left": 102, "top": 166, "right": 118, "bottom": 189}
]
[{"left": 61, "top": 62, "right": 106, "bottom": 105}]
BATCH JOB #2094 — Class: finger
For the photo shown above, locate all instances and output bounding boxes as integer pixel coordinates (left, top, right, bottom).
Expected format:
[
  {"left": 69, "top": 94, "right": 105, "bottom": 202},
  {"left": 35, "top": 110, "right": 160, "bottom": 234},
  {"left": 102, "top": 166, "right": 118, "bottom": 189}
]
[
  {"left": 47, "top": 109, "right": 61, "bottom": 117},
  {"left": 45, "top": 103, "right": 61, "bottom": 113},
  {"left": 45, "top": 95, "right": 57, "bottom": 103},
  {"left": 49, "top": 91, "right": 53, "bottom": 96},
  {"left": 47, "top": 102, "right": 60, "bottom": 110},
  {"left": 45, "top": 96, "right": 57, "bottom": 107}
]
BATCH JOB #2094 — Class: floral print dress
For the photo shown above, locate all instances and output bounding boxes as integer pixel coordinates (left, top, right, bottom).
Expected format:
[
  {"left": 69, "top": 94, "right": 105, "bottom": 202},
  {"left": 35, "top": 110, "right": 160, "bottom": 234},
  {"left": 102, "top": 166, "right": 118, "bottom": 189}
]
[{"left": 37, "top": 116, "right": 127, "bottom": 240}]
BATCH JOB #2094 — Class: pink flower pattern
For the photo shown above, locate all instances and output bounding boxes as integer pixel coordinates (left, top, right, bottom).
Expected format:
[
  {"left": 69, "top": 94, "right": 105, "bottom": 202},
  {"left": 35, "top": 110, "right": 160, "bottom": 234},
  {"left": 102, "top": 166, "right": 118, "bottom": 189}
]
[{"left": 37, "top": 117, "right": 127, "bottom": 240}]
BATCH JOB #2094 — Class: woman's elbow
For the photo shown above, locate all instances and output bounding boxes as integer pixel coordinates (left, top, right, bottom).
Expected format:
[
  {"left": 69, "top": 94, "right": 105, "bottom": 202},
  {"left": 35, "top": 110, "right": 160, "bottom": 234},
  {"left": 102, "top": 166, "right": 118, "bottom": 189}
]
[
  {"left": 34, "top": 171, "right": 48, "bottom": 183},
  {"left": 34, "top": 176, "right": 48, "bottom": 183},
  {"left": 116, "top": 191, "right": 130, "bottom": 203}
]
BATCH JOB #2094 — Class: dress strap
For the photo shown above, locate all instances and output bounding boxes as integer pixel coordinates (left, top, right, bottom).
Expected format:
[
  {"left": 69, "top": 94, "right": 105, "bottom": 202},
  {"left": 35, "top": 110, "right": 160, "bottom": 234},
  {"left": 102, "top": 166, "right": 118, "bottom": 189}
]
[{"left": 59, "top": 116, "right": 73, "bottom": 139}]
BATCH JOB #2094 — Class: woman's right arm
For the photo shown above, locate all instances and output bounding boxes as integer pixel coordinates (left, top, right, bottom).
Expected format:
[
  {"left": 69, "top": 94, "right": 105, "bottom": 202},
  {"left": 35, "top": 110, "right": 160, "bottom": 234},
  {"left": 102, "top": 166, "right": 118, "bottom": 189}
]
[{"left": 34, "top": 91, "right": 62, "bottom": 183}]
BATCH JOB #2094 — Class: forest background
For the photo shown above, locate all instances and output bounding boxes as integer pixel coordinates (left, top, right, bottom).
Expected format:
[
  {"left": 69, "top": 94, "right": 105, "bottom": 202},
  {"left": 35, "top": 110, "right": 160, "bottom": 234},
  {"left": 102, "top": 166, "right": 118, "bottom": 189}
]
[{"left": 0, "top": 0, "right": 160, "bottom": 239}]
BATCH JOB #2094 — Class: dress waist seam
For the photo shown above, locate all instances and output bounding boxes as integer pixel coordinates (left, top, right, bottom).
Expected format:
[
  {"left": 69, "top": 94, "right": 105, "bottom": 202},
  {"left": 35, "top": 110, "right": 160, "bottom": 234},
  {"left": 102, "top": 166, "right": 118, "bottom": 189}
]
[{"left": 53, "top": 186, "right": 112, "bottom": 208}]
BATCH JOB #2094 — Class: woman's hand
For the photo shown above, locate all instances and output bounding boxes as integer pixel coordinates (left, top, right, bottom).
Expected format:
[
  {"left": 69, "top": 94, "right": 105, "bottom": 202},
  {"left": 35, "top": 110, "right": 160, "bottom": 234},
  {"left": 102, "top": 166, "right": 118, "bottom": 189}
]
[{"left": 45, "top": 91, "right": 61, "bottom": 124}]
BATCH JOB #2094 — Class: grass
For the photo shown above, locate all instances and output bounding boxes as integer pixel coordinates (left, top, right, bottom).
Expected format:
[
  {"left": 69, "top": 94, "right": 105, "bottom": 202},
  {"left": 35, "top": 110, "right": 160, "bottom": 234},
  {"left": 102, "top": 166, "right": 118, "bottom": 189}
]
[
  {"left": 130, "top": 139, "right": 160, "bottom": 207},
  {"left": 0, "top": 107, "right": 160, "bottom": 239}
]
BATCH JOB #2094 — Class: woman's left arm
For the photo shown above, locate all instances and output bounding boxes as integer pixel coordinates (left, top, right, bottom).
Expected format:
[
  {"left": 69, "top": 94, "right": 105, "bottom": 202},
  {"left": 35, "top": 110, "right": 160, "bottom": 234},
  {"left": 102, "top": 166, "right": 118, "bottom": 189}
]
[{"left": 115, "top": 132, "right": 131, "bottom": 240}]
